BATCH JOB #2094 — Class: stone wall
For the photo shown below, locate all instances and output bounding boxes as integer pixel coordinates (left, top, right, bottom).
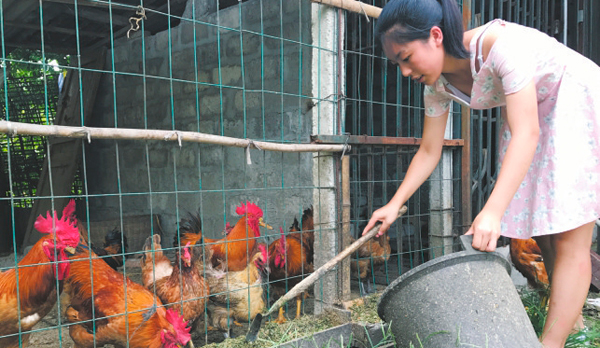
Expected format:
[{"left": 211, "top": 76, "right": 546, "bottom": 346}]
[{"left": 85, "top": 0, "right": 318, "bottom": 245}]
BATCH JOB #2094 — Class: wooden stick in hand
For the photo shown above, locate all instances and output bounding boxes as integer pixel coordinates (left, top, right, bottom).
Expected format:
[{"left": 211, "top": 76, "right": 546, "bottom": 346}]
[{"left": 265, "top": 205, "right": 408, "bottom": 317}]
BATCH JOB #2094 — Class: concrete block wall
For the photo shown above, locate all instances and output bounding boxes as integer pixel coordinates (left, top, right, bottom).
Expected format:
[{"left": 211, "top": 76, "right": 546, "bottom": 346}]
[{"left": 85, "top": 0, "right": 319, "bottom": 245}]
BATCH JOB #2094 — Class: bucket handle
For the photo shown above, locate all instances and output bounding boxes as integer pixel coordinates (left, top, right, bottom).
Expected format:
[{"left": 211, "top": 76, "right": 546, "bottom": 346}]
[{"left": 459, "top": 234, "right": 484, "bottom": 254}]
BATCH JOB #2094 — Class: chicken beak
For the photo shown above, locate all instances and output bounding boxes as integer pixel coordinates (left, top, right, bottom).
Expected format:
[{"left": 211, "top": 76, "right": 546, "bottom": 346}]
[
  {"left": 65, "top": 246, "right": 76, "bottom": 255},
  {"left": 259, "top": 218, "right": 273, "bottom": 230}
]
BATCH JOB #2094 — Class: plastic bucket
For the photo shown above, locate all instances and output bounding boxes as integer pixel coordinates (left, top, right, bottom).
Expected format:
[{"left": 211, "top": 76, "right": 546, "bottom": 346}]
[{"left": 377, "top": 250, "right": 541, "bottom": 348}]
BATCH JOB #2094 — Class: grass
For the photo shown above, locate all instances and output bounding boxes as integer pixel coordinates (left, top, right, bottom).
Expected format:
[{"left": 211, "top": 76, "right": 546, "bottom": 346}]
[{"left": 520, "top": 287, "right": 600, "bottom": 347}]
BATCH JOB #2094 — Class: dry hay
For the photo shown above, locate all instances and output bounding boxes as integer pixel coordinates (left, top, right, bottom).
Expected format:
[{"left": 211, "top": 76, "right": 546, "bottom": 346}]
[
  {"left": 202, "top": 293, "right": 385, "bottom": 348},
  {"left": 202, "top": 310, "right": 345, "bottom": 348},
  {"left": 349, "top": 293, "right": 381, "bottom": 324}
]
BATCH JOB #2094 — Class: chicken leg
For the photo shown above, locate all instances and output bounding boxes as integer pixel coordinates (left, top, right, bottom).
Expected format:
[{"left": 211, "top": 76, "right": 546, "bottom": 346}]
[
  {"left": 275, "top": 307, "right": 287, "bottom": 324},
  {"left": 295, "top": 296, "right": 302, "bottom": 319}
]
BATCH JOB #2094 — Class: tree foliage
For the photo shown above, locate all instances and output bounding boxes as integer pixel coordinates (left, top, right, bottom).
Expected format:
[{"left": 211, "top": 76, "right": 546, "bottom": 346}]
[
  {"left": 0, "top": 49, "right": 71, "bottom": 208},
  {"left": 5, "top": 48, "right": 69, "bottom": 79}
]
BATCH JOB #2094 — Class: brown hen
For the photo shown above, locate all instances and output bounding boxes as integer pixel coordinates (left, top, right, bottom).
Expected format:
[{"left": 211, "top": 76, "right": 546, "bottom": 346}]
[
  {"left": 509, "top": 238, "right": 549, "bottom": 288},
  {"left": 141, "top": 234, "right": 209, "bottom": 341},
  {"left": 64, "top": 242, "right": 191, "bottom": 348},
  {"left": 350, "top": 228, "right": 391, "bottom": 295},
  {"left": 204, "top": 244, "right": 268, "bottom": 337}
]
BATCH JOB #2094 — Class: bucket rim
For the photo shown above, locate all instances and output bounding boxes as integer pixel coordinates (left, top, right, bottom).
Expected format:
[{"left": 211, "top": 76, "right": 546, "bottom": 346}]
[{"left": 377, "top": 250, "right": 511, "bottom": 321}]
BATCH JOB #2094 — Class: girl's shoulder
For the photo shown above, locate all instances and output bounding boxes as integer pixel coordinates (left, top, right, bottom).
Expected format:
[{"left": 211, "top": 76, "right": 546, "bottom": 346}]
[
  {"left": 466, "top": 19, "right": 541, "bottom": 69},
  {"left": 465, "top": 19, "right": 507, "bottom": 66}
]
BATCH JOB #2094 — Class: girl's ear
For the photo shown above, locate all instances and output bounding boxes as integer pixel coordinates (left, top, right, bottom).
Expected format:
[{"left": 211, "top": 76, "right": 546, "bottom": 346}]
[{"left": 430, "top": 26, "right": 444, "bottom": 46}]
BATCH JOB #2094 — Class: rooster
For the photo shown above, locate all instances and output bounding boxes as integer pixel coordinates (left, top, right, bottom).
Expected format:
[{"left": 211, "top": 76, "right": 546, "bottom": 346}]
[
  {"left": 174, "top": 202, "right": 271, "bottom": 272},
  {"left": 350, "top": 228, "right": 392, "bottom": 296},
  {"left": 91, "top": 228, "right": 128, "bottom": 270},
  {"left": 63, "top": 240, "right": 191, "bottom": 347},
  {"left": 76, "top": 223, "right": 129, "bottom": 271},
  {"left": 267, "top": 207, "right": 315, "bottom": 323},
  {"left": 204, "top": 244, "right": 268, "bottom": 337},
  {"left": 509, "top": 238, "right": 549, "bottom": 289},
  {"left": 0, "top": 199, "right": 79, "bottom": 348},
  {"left": 289, "top": 207, "right": 315, "bottom": 265},
  {"left": 141, "top": 234, "right": 209, "bottom": 341}
]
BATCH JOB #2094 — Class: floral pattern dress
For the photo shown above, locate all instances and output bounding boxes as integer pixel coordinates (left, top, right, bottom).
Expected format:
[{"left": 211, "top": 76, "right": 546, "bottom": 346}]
[{"left": 424, "top": 19, "right": 600, "bottom": 239}]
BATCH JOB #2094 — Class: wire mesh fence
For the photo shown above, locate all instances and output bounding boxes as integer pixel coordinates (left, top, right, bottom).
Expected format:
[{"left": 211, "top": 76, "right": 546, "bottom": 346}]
[{"left": 0, "top": 1, "right": 345, "bottom": 347}]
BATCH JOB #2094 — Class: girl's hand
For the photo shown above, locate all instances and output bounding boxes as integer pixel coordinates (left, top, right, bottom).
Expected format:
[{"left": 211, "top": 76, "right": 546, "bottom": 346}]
[
  {"left": 362, "top": 203, "right": 402, "bottom": 237},
  {"left": 465, "top": 209, "right": 502, "bottom": 252}
]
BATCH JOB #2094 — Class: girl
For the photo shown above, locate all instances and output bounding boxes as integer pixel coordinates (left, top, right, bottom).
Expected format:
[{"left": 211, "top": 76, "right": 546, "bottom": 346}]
[{"left": 362, "top": 0, "right": 600, "bottom": 347}]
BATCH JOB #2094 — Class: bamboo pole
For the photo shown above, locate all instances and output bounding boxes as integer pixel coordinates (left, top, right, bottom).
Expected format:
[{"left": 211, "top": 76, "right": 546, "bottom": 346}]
[
  {"left": 311, "top": 0, "right": 382, "bottom": 19},
  {"left": 0, "top": 120, "right": 348, "bottom": 153}
]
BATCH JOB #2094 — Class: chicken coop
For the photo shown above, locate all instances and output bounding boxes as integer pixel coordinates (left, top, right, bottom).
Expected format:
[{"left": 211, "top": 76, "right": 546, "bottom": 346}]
[{"left": 0, "top": 0, "right": 599, "bottom": 347}]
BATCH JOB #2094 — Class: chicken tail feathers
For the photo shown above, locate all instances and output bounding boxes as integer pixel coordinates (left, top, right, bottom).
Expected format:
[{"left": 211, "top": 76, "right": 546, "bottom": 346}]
[
  {"left": 290, "top": 217, "right": 300, "bottom": 232},
  {"left": 104, "top": 228, "right": 128, "bottom": 251},
  {"left": 175, "top": 211, "right": 203, "bottom": 247},
  {"left": 301, "top": 206, "right": 313, "bottom": 231},
  {"left": 142, "top": 234, "right": 163, "bottom": 262}
]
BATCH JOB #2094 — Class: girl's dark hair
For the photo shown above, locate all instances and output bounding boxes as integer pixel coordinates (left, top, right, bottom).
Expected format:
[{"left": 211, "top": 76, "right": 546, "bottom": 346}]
[{"left": 375, "top": 0, "right": 469, "bottom": 59}]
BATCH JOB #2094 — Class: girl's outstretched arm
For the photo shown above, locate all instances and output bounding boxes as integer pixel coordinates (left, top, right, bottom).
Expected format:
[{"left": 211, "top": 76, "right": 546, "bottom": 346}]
[
  {"left": 466, "top": 80, "right": 539, "bottom": 251},
  {"left": 363, "top": 110, "right": 450, "bottom": 236}
]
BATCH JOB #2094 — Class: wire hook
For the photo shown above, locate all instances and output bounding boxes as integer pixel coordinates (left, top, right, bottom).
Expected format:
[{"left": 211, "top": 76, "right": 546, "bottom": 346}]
[
  {"left": 127, "top": 6, "right": 147, "bottom": 39},
  {"left": 4, "top": 121, "right": 17, "bottom": 137},
  {"left": 357, "top": 1, "right": 370, "bottom": 22},
  {"left": 246, "top": 140, "right": 263, "bottom": 165},
  {"left": 340, "top": 133, "right": 350, "bottom": 159},
  {"left": 164, "top": 131, "right": 183, "bottom": 147}
]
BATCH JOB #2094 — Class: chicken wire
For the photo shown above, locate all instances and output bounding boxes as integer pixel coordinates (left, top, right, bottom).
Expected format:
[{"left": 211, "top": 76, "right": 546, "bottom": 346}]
[
  {"left": 341, "top": 0, "right": 465, "bottom": 297},
  {"left": 0, "top": 0, "right": 597, "bottom": 347},
  {"left": 0, "top": 0, "right": 343, "bottom": 347}
]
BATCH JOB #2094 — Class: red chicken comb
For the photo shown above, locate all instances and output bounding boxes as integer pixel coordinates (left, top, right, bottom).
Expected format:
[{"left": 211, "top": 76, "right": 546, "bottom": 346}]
[
  {"left": 236, "top": 201, "right": 263, "bottom": 217},
  {"left": 182, "top": 242, "right": 192, "bottom": 261},
  {"left": 34, "top": 199, "right": 79, "bottom": 247},
  {"left": 258, "top": 243, "right": 268, "bottom": 261},
  {"left": 165, "top": 309, "right": 191, "bottom": 345}
]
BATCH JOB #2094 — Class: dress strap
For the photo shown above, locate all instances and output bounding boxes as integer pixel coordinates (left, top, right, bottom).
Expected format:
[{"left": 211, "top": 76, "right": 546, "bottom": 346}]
[{"left": 471, "top": 19, "right": 503, "bottom": 73}]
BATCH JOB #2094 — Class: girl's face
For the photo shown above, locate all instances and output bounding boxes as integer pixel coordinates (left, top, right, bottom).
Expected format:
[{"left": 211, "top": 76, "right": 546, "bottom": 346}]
[{"left": 382, "top": 27, "right": 445, "bottom": 86}]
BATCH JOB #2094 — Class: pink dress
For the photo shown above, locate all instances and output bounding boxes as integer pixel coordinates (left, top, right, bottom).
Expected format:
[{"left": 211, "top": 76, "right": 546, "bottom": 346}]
[{"left": 424, "top": 19, "right": 600, "bottom": 239}]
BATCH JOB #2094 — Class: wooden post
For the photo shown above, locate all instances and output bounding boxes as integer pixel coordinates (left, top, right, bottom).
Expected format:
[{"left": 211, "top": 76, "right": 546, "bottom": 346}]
[
  {"left": 339, "top": 155, "right": 351, "bottom": 301},
  {"left": 21, "top": 50, "right": 106, "bottom": 250},
  {"left": 461, "top": 0, "right": 473, "bottom": 232}
]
